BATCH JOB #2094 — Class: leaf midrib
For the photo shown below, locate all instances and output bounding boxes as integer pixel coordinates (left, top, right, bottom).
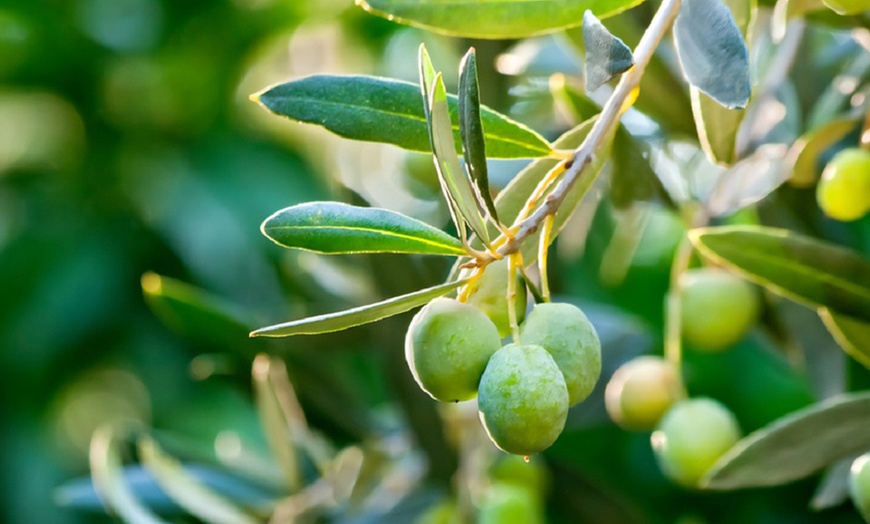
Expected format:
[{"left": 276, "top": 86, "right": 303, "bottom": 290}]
[{"left": 266, "top": 224, "right": 464, "bottom": 253}]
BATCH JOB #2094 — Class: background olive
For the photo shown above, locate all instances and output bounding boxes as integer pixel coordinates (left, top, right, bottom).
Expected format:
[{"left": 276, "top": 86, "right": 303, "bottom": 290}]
[
  {"left": 816, "top": 148, "right": 870, "bottom": 221},
  {"left": 405, "top": 297, "right": 502, "bottom": 402},
  {"left": 651, "top": 397, "right": 741, "bottom": 488},
  {"left": 605, "top": 355, "right": 685, "bottom": 430},
  {"left": 849, "top": 452, "right": 870, "bottom": 523},
  {"left": 520, "top": 302, "right": 601, "bottom": 406},
  {"left": 478, "top": 344, "right": 569, "bottom": 455},
  {"left": 680, "top": 267, "right": 760, "bottom": 352},
  {"left": 477, "top": 483, "right": 545, "bottom": 524}
]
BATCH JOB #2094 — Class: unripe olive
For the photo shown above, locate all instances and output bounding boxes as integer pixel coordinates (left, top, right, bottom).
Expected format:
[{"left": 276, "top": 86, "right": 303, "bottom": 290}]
[
  {"left": 651, "top": 397, "right": 741, "bottom": 488},
  {"left": 680, "top": 267, "right": 760, "bottom": 352},
  {"left": 477, "top": 483, "right": 544, "bottom": 524},
  {"left": 816, "top": 148, "right": 870, "bottom": 221},
  {"left": 605, "top": 356, "right": 685, "bottom": 431},
  {"left": 478, "top": 344, "right": 569, "bottom": 455},
  {"left": 489, "top": 454, "right": 550, "bottom": 498},
  {"left": 461, "top": 258, "right": 527, "bottom": 338},
  {"left": 520, "top": 302, "right": 601, "bottom": 406},
  {"left": 849, "top": 452, "right": 870, "bottom": 522},
  {"left": 415, "top": 499, "right": 461, "bottom": 524},
  {"left": 405, "top": 297, "right": 501, "bottom": 403}
]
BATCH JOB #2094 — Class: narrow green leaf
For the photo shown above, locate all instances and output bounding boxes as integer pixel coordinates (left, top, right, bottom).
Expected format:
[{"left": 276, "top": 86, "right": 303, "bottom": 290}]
[
  {"left": 260, "top": 201, "right": 465, "bottom": 256},
  {"left": 250, "top": 278, "right": 469, "bottom": 337},
  {"left": 690, "top": 226, "right": 870, "bottom": 322},
  {"left": 703, "top": 392, "right": 870, "bottom": 489},
  {"left": 356, "top": 0, "right": 647, "bottom": 39},
  {"left": 673, "top": 0, "right": 751, "bottom": 109},
  {"left": 459, "top": 48, "right": 499, "bottom": 225},
  {"left": 688, "top": 0, "right": 752, "bottom": 164},
  {"left": 810, "top": 458, "right": 853, "bottom": 511},
  {"left": 820, "top": 308, "right": 870, "bottom": 371},
  {"left": 254, "top": 75, "right": 552, "bottom": 159},
  {"left": 582, "top": 11, "right": 634, "bottom": 93},
  {"left": 822, "top": 0, "right": 870, "bottom": 14},
  {"left": 138, "top": 436, "right": 259, "bottom": 524},
  {"left": 90, "top": 426, "right": 168, "bottom": 524},
  {"left": 418, "top": 45, "right": 437, "bottom": 122},
  {"left": 790, "top": 118, "right": 859, "bottom": 188},
  {"left": 141, "top": 273, "right": 253, "bottom": 346},
  {"left": 252, "top": 355, "right": 303, "bottom": 492},
  {"left": 429, "top": 73, "right": 491, "bottom": 246}
]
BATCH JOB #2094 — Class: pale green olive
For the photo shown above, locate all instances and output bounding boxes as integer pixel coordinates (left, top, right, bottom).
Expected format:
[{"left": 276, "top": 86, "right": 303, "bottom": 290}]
[
  {"left": 477, "top": 483, "right": 544, "bottom": 524},
  {"left": 605, "top": 355, "right": 685, "bottom": 431},
  {"left": 478, "top": 343, "right": 569, "bottom": 456},
  {"left": 651, "top": 397, "right": 741, "bottom": 488},
  {"left": 849, "top": 452, "right": 870, "bottom": 523},
  {"left": 461, "top": 258, "right": 527, "bottom": 338},
  {"left": 519, "top": 302, "right": 601, "bottom": 406},
  {"left": 680, "top": 268, "right": 760, "bottom": 352},
  {"left": 816, "top": 148, "right": 870, "bottom": 221},
  {"left": 405, "top": 297, "right": 501, "bottom": 403}
]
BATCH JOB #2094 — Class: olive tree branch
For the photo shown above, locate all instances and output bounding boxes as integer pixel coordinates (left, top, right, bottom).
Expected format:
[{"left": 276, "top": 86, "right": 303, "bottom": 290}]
[{"left": 487, "top": 0, "right": 683, "bottom": 262}]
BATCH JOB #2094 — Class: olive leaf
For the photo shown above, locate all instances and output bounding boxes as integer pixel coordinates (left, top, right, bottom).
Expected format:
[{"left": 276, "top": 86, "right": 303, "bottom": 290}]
[{"left": 582, "top": 11, "right": 634, "bottom": 93}]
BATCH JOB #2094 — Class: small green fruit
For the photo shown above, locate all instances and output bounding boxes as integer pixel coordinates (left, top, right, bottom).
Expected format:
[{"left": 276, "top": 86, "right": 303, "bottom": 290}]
[
  {"left": 489, "top": 454, "right": 550, "bottom": 498},
  {"left": 461, "top": 258, "right": 527, "bottom": 338},
  {"left": 605, "top": 356, "right": 685, "bottom": 431},
  {"left": 415, "top": 499, "right": 461, "bottom": 524},
  {"left": 849, "top": 452, "right": 870, "bottom": 523},
  {"left": 405, "top": 297, "right": 501, "bottom": 403},
  {"left": 478, "top": 344, "right": 569, "bottom": 455},
  {"left": 651, "top": 397, "right": 741, "bottom": 488},
  {"left": 817, "top": 148, "right": 870, "bottom": 221},
  {"left": 519, "top": 302, "right": 601, "bottom": 406},
  {"left": 477, "top": 483, "right": 544, "bottom": 524},
  {"left": 680, "top": 268, "right": 760, "bottom": 352}
]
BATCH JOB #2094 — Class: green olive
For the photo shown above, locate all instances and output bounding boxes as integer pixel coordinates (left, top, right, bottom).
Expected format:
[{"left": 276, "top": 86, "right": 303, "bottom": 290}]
[
  {"left": 680, "top": 268, "right": 760, "bottom": 352},
  {"left": 478, "top": 343, "right": 569, "bottom": 455},
  {"left": 519, "top": 302, "right": 601, "bottom": 406},
  {"left": 489, "top": 454, "right": 550, "bottom": 498},
  {"left": 849, "top": 452, "right": 870, "bottom": 523},
  {"left": 605, "top": 356, "right": 685, "bottom": 431},
  {"left": 405, "top": 297, "right": 502, "bottom": 403},
  {"left": 477, "top": 483, "right": 545, "bottom": 524},
  {"left": 816, "top": 148, "right": 870, "bottom": 221},
  {"left": 461, "top": 258, "right": 527, "bottom": 338},
  {"left": 651, "top": 397, "right": 741, "bottom": 488}
]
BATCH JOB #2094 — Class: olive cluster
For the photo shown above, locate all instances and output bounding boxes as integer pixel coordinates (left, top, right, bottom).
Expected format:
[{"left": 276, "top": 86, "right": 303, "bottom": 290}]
[{"left": 405, "top": 260, "right": 602, "bottom": 456}]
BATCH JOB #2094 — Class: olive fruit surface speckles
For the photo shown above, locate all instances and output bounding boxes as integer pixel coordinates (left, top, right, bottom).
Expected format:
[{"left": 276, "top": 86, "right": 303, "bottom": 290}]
[
  {"left": 405, "top": 297, "right": 501, "bottom": 402},
  {"left": 478, "top": 343, "right": 569, "bottom": 456},
  {"left": 520, "top": 302, "right": 601, "bottom": 406}
]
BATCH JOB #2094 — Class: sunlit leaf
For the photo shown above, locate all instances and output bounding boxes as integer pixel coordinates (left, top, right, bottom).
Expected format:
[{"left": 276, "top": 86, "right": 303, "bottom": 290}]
[
  {"left": 789, "top": 118, "right": 859, "bottom": 188},
  {"left": 428, "top": 73, "right": 491, "bottom": 246},
  {"left": 138, "top": 436, "right": 259, "bottom": 524},
  {"left": 703, "top": 392, "right": 870, "bottom": 489},
  {"left": 254, "top": 75, "right": 552, "bottom": 159},
  {"left": 582, "top": 11, "right": 634, "bottom": 93},
  {"left": 459, "top": 48, "right": 499, "bottom": 225},
  {"left": 704, "top": 144, "right": 792, "bottom": 217},
  {"left": 250, "top": 278, "right": 468, "bottom": 337},
  {"left": 673, "top": 0, "right": 751, "bottom": 109},
  {"left": 820, "top": 308, "right": 870, "bottom": 371},
  {"left": 690, "top": 226, "right": 870, "bottom": 322},
  {"left": 260, "top": 202, "right": 465, "bottom": 256},
  {"left": 90, "top": 425, "right": 168, "bottom": 524},
  {"left": 356, "top": 0, "right": 647, "bottom": 39}
]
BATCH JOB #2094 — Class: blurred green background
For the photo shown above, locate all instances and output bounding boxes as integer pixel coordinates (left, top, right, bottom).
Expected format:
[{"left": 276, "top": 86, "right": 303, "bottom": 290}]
[{"left": 3, "top": 0, "right": 870, "bottom": 522}]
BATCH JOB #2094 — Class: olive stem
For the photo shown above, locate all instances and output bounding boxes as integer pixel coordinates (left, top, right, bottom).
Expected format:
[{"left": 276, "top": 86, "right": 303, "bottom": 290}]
[
  {"left": 478, "top": 0, "right": 683, "bottom": 264},
  {"left": 538, "top": 213, "right": 555, "bottom": 303},
  {"left": 507, "top": 253, "right": 521, "bottom": 344},
  {"left": 664, "top": 235, "right": 694, "bottom": 366}
]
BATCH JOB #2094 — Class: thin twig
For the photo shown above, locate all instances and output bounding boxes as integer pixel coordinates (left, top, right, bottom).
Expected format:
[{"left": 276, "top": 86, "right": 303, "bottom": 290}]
[{"left": 486, "top": 0, "right": 683, "bottom": 263}]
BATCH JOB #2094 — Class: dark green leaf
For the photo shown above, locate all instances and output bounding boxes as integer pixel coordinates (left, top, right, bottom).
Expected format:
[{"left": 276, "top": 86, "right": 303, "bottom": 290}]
[
  {"left": 673, "top": 0, "right": 751, "bottom": 109},
  {"left": 459, "top": 48, "right": 499, "bottom": 225},
  {"left": 250, "top": 278, "right": 468, "bottom": 337},
  {"left": 690, "top": 226, "right": 870, "bottom": 322},
  {"left": 138, "top": 436, "right": 259, "bottom": 524},
  {"left": 820, "top": 309, "right": 870, "bottom": 371},
  {"left": 141, "top": 273, "right": 254, "bottom": 347},
  {"left": 703, "top": 392, "right": 870, "bottom": 489},
  {"left": 428, "top": 73, "right": 491, "bottom": 246},
  {"left": 356, "top": 0, "right": 647, "bottom": 39},
  {"left": 254, "top": 75, "right": 552, "bottom": 159},
  {"left": 582, "top": 11, "right": 634, "bottom": 93},
  {"left": 260, "top": 202, "right": 465, "bottom": 256}
]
